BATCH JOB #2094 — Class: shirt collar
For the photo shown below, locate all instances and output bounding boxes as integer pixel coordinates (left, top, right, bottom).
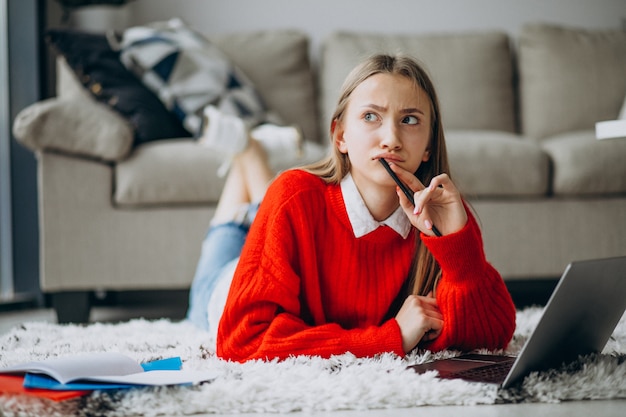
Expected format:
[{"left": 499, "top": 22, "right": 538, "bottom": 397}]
[{"left": 340, "top": 173, "right": 411, "bottom": 239}]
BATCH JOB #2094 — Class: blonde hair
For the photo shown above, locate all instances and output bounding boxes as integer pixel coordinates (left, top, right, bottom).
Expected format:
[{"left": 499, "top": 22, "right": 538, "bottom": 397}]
[{"left": 302, "top": 54, "right": 450, "bottom": 296}]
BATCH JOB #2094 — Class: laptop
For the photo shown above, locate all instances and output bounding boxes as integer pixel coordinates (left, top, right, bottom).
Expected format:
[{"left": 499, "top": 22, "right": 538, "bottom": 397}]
[{"left": 408, "top": 256, "right": 626, "bottom": 389}]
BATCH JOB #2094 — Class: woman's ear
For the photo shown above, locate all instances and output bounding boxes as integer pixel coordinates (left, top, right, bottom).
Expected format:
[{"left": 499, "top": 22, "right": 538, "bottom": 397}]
[{"left": 331, "top": 119, "right": 348, "bottom": 154}]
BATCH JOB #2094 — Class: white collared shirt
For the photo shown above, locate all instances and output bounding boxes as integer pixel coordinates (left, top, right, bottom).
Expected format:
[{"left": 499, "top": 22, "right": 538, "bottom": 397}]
[{"left": 340, "top": 173, "right": 411, "bottom": 239}]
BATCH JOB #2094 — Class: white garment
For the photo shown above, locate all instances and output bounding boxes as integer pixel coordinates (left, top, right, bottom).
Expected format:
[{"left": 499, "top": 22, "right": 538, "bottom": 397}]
[{"left": 340, "top": 173, "right": 411, "bottom": 239}]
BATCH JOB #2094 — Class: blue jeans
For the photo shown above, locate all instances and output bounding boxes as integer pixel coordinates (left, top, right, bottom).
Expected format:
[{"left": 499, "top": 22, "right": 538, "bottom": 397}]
[{"left": 186, "top": 204, "right": 258, "bottom": 330}]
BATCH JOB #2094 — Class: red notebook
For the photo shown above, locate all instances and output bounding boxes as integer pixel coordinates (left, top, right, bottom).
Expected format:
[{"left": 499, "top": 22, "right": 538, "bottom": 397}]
[{"left": 0, "top": 375, "right": 90, "bottom": 402}]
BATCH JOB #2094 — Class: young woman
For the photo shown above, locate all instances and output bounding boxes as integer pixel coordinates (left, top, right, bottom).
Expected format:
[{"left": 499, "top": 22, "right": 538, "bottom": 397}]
[{"left": 187, "top": 54, "right": 516, "bottom": 362}]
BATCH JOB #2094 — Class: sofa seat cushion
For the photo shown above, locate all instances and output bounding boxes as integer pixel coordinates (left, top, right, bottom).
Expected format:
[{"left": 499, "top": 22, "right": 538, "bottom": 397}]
[
  {"left": 446, "top": 131, "right": 550, "bottom": 198},
  {"left": 114, "top": 140, "right": 328, "bottom": 206},
  {"left": 541, "top": 131, "right": 626, "bottom": 196},
  {"left": 115, "top": 140, "right": 226, "bottom": 206}
]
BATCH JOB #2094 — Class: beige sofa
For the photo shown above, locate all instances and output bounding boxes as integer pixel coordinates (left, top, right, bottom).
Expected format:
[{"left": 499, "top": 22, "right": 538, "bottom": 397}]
[{"left": 13, "top": 23, "right": 626, "bottom": 322}]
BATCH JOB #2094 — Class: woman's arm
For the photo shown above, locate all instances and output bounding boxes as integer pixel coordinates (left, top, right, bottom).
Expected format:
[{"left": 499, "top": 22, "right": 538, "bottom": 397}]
[
  {"left": 390, "top": 165, "right": 515, "bottom": 351},
  {"left": 420, "top": 210, "right": 517, "bottom": 351}
]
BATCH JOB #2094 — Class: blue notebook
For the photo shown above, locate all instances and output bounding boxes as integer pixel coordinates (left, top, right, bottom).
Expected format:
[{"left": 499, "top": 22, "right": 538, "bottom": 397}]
[{"left": 24, "top": 357, "right": 183, "bottom": 391}]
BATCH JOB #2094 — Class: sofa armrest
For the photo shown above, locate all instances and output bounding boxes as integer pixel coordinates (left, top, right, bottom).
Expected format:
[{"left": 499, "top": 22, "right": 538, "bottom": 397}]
[{"left": 12, "top": 97, "right": 134, "bottom": 162}]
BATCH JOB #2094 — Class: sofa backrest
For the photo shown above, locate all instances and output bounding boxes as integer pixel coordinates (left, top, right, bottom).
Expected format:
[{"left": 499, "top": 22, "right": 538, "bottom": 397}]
[
  {"left": 212, "top": 30, "right": 320, "bottom": 143},
  {"left": 319, "top": 30, "right": 517, "bottom": 141},
  {"left": 518, "top": 24, "right": 626, "bottom": 140}
]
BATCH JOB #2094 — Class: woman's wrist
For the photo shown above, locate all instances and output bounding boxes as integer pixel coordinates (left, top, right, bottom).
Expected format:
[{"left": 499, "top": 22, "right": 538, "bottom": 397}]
[{"left": 421, "top": 212, "right": 486, "bottom": 280}]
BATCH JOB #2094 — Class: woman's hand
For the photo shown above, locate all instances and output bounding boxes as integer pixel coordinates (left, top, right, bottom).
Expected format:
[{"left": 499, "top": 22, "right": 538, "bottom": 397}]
[
  {"left": 390, "top": 165, "right": 467, "bottom": 236},
  {"left": 395, "top": 292, "right": 443, "bottom": 353}
]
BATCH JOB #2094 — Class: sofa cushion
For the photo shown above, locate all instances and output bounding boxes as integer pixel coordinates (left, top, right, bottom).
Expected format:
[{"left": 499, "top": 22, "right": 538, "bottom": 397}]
[
  {"left": 212, "top": 30, "right": 320, "bottom": 143},
  {"left": 541, "top": 131, "right": 626, "bottom": 196},
  {"left": 47, "top": 28, "right": 192, "bottom": 145},
  {"left": 320, "top": 31, "right": 516, "bottom": 138},
  {"left": 519, "top": 24, "right": 626, "bottom": 140},
  {"left": 117, "top": 19, "right": 274, "bottom": 136},
  {"left": 114, "top": 140, "right": 226, "bottom": 206},
  {"left": 115, "top": 140, "right": 327, "bottom": 206},
  {"left": 13, "top": 97, "right": 133, "bottom": 162},
  {"left": 446, "top": 131, "right": 550, "bottom": 198}
]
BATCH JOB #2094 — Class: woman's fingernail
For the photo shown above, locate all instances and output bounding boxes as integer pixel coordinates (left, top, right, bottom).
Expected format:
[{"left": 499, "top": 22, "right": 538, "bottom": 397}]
[
  {"left": 413, "top": 206, "right": 420, "bottom": 215},
  {"left": 424, "top": 219, "right": 432, "bottom": 230}
]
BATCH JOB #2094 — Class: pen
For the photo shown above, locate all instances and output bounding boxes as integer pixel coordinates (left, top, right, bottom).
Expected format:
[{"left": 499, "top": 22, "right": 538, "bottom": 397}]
[{"left": 379, "top": 158, "right": 442, "bottom": 237}]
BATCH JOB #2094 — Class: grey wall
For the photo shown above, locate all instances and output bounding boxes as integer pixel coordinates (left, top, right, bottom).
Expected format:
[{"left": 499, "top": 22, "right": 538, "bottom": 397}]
[{"left": 126, "top": 0, "right": 626, "bottom": 62}]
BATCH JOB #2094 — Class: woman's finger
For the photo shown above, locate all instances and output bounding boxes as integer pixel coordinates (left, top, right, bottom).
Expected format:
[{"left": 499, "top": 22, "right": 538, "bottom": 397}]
[{"left": 388, "top": 162, "right": 426, "bottom": 194}]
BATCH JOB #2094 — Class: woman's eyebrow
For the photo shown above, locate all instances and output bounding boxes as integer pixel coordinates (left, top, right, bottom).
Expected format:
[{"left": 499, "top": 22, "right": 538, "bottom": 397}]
[
  {"left": 400, "top": 107, "right": 425, "bottom": 115},
  {"left": 363, "top": 103, "right": 425, "bottom": 115}
]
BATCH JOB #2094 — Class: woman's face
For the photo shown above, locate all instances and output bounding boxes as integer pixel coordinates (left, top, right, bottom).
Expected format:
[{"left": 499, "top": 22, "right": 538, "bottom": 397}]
[{"left": 334, "top": 73, "right": 432, "bottom": 198}]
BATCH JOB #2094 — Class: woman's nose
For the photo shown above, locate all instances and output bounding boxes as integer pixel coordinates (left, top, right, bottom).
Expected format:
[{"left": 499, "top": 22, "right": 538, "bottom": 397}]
[{"left": 380, "top": 122, "right": 402, "bottom": 150}]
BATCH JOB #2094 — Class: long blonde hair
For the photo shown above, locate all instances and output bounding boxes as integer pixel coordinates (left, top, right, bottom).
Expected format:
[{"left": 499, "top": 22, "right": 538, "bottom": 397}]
[{"left": 302, "top": 54, "right": 450, "bottom": 296}]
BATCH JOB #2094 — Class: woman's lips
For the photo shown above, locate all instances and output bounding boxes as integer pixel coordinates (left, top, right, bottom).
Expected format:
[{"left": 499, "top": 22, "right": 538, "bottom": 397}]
[{"left": 375, "top": 154, "right": 403, "bottom": 163}]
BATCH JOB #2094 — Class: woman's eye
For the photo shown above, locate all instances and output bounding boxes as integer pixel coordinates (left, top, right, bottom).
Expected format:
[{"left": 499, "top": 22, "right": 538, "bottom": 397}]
[
  {"left": 364, "top": 113, "right": 379, "bottom": 122},
  {"left": 403, "top": 115, "right": 419, "bottom": 125}
]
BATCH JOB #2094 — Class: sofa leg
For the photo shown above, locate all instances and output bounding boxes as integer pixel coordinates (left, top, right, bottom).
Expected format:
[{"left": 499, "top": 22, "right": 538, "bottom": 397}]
[{"left": 51, "top": 291, "right": 91, "bottom": 324}]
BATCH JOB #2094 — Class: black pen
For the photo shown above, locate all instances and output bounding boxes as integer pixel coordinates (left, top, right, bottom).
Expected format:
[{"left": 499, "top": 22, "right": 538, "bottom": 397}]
[{"left": 378, "top": 158, "right": 442, "bottom": 237}]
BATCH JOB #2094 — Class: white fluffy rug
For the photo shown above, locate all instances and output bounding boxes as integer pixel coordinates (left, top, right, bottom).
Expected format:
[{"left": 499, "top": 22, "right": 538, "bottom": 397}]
[{"left": 1, "top": 307, "right": 625, "bottom": 416}]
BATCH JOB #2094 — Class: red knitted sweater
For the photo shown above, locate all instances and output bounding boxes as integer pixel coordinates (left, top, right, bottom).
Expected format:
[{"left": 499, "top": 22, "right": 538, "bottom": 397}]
[{"left": 217, "top": 170, "right": 516, "bottom": 362}]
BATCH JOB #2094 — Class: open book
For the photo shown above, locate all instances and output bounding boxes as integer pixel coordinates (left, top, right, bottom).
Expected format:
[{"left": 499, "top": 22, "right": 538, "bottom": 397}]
[{"left": 0, "top": 352, "right": 218, "bottom": 388}]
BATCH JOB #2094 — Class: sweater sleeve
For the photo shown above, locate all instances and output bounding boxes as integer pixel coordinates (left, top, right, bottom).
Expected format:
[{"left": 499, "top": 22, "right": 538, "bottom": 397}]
[
  {"left": 421, "top": 208, "right": 516, "bottom": 352},
  {"left": 216, "top": 172, "right": 406, "bottom": 362}
]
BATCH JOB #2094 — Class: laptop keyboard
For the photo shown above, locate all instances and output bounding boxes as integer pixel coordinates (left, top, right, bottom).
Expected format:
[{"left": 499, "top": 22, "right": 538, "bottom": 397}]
[{"left": 450, "top": 361, "right": 514, "bottom": 384}]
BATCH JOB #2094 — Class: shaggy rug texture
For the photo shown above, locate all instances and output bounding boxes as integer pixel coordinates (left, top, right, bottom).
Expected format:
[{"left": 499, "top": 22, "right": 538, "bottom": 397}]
[{"left": 1, "top": 307, "right": 625, "bottom": 416}]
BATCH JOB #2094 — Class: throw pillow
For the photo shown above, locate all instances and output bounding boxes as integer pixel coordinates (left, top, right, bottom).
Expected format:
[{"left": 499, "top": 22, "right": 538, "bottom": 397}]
[
  {"left": 114, "top": 18, "right": 274, "bottom": 136},
  {"left": 46, "top": 28, "right": 191, "bottom": 145},
  {"left": 12, "top": 97, "right": 134, "bottom": 162}
]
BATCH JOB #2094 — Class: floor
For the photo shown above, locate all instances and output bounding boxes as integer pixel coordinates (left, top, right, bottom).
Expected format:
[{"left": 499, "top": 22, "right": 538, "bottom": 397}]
[
  {"left": 1, "top": 292, "right": 625, "bottom": 417},
  {"left": 215, "top": 402, "right": 626, "bottom": 417},
  {"left": 0, "top": 290, "right": 189, "bottom": 334}
]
